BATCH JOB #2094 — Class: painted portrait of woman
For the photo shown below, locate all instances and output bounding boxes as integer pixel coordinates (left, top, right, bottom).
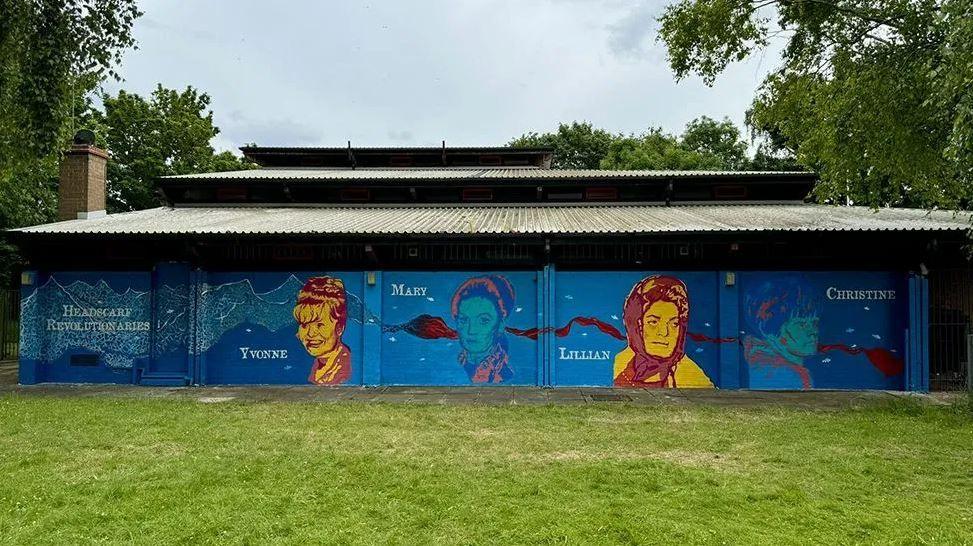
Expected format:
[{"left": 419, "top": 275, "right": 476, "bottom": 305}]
[
  {"left": 743, "top": 277, "right": 818, "bottom": 389},
  {"left": 450, "top": 275, "right": 516, "bottom": 384},
  {"left": 613, "top": 275, "right": 714, "bottom": 388},
  {"left": 293, "top": 276, "right": 352, "bottom": 385}
]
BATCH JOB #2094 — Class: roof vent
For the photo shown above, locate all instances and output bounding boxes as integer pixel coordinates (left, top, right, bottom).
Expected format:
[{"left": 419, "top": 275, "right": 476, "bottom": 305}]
[
  {"left": 585, "top": 187, "right": 619, "bottom": 201},
  {"left": 713, "top": 185, "right": 748, "bottom": 200},
  {"left": 462, "top": 188, "right": 494, "bottom": 202},
  {"left": 340, "top": 188, "right": 371, "bottom": 202}
]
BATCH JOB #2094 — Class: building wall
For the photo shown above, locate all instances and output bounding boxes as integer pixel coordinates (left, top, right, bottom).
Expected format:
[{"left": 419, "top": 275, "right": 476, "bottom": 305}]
[
  {"left": 19, "top": 271, "right": 151, "bottom": 384},
  {"left": 18, "top": 265, "right": 925, "bottom": 390}
]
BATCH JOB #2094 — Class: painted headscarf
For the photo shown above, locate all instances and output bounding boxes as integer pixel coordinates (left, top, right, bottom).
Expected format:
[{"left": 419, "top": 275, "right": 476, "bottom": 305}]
[
  {"left": 450, "top": 275, "right": 516, "bottom": 321},
  {"left": 621, "top": 275, "right": 690, "bottom": 385}
]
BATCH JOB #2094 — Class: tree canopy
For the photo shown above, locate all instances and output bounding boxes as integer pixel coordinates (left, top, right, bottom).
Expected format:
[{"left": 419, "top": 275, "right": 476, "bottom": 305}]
[
  {"left": 658, "top": 0, "right": 973, "bottom": 208},
  {"left": 602, "top": 128, "right": 725, "bottom": 170},
  {"left": 508, "top": 122, "right": 616, "bottom": 169},
  {"left": 510, "top": 117, "right": 803, "bottom": 171},
  {"left": 87, "top": 85, "right": 255, "bottom": 212},
  {"left": 0, "top": 3, "right": 256, "bottom": 283},
  {"left": 681, "top": 116, "right": 750, "bottom": 170},
  {"left": 0, "top": 0, "right": 142, "bottom": 284},
  {"left": 0, "top": 0, "right": 141, "bottom": 230},
  {"left": 0, "top": 0, "right": 140, "bottom": 166}
]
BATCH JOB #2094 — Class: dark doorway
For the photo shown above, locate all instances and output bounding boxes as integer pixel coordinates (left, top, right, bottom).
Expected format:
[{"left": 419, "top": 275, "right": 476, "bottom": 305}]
[
  {"left": 0, "top": 289, "right": 18, "bottom": 360},
  {"left": 929, "top": 268, "right": 973, "bottom": 390}
]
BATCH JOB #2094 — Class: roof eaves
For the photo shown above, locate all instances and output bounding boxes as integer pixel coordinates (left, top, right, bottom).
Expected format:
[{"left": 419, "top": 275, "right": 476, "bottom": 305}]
[{"left": 158, "top": 169, "right": 818, "bottom": 183}]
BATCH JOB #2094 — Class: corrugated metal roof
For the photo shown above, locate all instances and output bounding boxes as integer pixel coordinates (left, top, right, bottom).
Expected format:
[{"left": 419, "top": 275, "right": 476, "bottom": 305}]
[
  {"left": 12, "top": 204, "right": 969, "bottom": 236},
  {"left": 161, "top": 168, "right": 814, "bottom": 182}
]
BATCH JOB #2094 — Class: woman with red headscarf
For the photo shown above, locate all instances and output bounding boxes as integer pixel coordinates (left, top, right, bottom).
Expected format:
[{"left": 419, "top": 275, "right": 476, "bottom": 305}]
[
  {"left": 613, "top": 275, "right": 714, "bottom": 388},
  {"left": 451, "top": 275, "right": 516, "bottom": 384}
]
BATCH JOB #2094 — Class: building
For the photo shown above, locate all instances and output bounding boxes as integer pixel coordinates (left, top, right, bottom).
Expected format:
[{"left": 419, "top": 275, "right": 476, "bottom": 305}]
[{"left": 9, "top": 135, "right": 972, "bottom": 390}]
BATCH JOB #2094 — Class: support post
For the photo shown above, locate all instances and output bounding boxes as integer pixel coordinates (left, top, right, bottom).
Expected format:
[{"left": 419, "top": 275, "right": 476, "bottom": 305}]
[
  {"left": 362, "top": 270, "right": 383, "bottom": 386},
  {"left": 535, "top": 268, "right": 544, "bottom": 387},
  {"left": 18, "top": 270, "right": 42, "bottom": 385},
  {"left": 966, "top": 334, "right": 973, "bottom": 392},
  {"left": 195, "top": 269, "right": 209, "bottom": 386},
  {"left": 544, "top": 264, "right": 556, "bottom": 387},
  {"left": 906, "top": 273, "right": 930, "bottom": 392},
  {"left": 718, "top": 271, "right": 742, "bottom": 389},
  {"left": 921, "top": 275, "right": 930, "bottom": 392},
  {"left": 189, "top": 268, "right": 202, "bottom": 386}
]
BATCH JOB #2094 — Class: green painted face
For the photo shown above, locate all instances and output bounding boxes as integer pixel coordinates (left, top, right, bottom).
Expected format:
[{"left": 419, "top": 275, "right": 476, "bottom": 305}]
[
  {"left": 456, "top": 296, "right": 501, "bottom": 356},
  {"left": 778, "top": 316, "right": 819, "bottom": 358}
]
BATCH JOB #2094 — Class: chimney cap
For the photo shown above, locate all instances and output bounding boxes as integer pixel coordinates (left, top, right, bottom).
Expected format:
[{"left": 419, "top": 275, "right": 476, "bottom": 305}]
[{"left": 72, "top": 129, "right": 96, "bottom": 146}]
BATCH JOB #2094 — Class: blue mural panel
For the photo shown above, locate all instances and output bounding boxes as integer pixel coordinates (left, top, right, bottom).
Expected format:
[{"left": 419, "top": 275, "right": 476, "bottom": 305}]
[
  {"left": 380, "top": 272, "right": 539, "bottom": 385},
  {"left": 199, "top": 272, "right": 365, "bottom": 385},
  {"left": 20, "top": 271, "right": 151, "bottom": 383},
  {"left": 739, "top": 272, "right": 906, "bottom": 390},
  {"left": 17, "top": 267, "right": 915, "bottom": 390},
  {"left": 553, "top": 271, "right": 722, "bottom": 387},
  {"left": 149, "top": 263, "right": 193, "bottom": 377}
]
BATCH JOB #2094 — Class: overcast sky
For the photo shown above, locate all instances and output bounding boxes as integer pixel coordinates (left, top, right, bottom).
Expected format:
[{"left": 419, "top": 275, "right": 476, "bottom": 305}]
[{"left": 104, "top": 0, "right": 782, "bottom": 153}]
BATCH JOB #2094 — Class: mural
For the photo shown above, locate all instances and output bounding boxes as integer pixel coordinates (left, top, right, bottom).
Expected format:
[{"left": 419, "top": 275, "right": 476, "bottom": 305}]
[
  {"left": 148, "top": 263, "right": 193, "bottom": 378},
  {"left": 17, "top": 267, "right": 914, "bottom": 390},
  {"left": 381, "top": 272, "right": 538, "bottom": 386},
  {"left": 198, "top": 272, "right": 365, "bottom": 385},
  {"left": 740, "top": 272, "right": 906, "bottom": 390},
  {"left": 742, "top": 275, "right": 818, "bottom": 389},
  {"left": 451, "top": 275, "right": 517, "bottom": 383},
  {"left": 553, "top": 271, "right": 723, "bottom": 387},
  {"left": 19, "top": 272, "right": 151, "bottom": 383},
  {"left": 293, "top": 276, "right": 352, "bottom": 385},
  {"left": 614, "top": 275, "right": 714, "bottom": 388}
]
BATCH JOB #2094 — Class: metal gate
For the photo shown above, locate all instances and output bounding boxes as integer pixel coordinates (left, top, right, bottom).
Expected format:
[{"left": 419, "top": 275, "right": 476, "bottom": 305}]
[
  {"left": 929, "top": 268, "right": 973, "bottom": 391},
  {"left": 0, "top": 289, "right": 19, "bottom": 360}
]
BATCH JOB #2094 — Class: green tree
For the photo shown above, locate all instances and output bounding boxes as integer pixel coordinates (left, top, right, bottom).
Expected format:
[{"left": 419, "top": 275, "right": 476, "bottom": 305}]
[
  {"left": 600, "top": 128, "right": 726, "bottom": 170},
  {"left": 744, "top": 113, "right": 807, "bottom": 171},
  {"left": 91, "top": 85, "right": 255, "bottom": 212},
  {"left": 658, "top": 0, "right": 973, "bottom": 208},
  {"left": 511, "top": 118, "right": 796, "bottom": 171},
  {"left": 0, "top": 0, "right": 140, "bottom": 164},
  {"left": 748, "top": 144, "right": 806, "bottom": 171},
  {"left": 509, "top": 122, "right": 617, "bottom": 169},
  {"left": 0, "top": 0, "right": 141, "bottom": 231},
  {"left": 681, "top": 116, "right": 750, "bottom": 170},
  {"left": 0, "top": 1, "right": 140, "bottom": 285}
]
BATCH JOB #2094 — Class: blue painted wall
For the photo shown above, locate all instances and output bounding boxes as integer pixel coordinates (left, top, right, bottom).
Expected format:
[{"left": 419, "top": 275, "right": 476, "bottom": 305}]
[
  {"left": 553, "top": 271, "right": 721, "bottom": 387},
  {"left": 147, "top": 263, "right": 193, "bottom": 379},
  {"left": 198, "top": 271, "right": 365, "bottom": 385},
  {"left": 19, "top": 271, "right": 151, "bottom": 384},
  {"left": 739, "top": 272, "right": 906, "bottom": 390},
  {"left": 18, "top": 267, "right": 922, "bottom": 390},
  {"left": 380, "top": 271, "right": 539, "bottom": 386}
]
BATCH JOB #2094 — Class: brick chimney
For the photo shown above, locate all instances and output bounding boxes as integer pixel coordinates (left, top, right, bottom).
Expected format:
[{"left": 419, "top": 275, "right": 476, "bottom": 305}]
[{"left": 58, "top": 130, "right": 107, "bottom": 221}]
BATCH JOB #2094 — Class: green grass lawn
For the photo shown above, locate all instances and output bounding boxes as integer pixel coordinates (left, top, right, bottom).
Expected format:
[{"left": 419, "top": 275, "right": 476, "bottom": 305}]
[{"left": 1, "top": 395, "right": 971, "bottom": 544}]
